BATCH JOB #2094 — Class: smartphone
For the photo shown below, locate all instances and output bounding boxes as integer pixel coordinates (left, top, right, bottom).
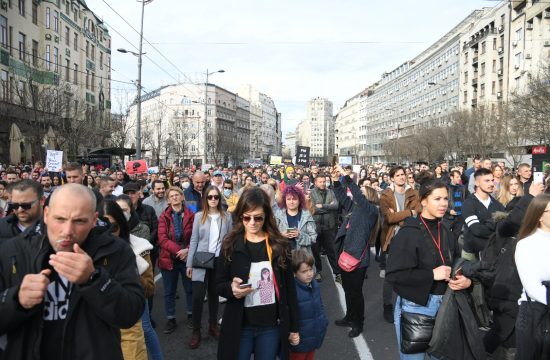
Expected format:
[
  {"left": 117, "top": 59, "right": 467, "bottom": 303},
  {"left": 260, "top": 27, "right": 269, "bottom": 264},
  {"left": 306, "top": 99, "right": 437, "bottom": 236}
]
[
  {"left": 287, "top": 227, "right": 297, "bottom": 232},
  {"left": 239, "top": 283, "right": 252, "bottom": 289},
  {"left": 534, "top": 171, "right": 545, "bottom": 184}
]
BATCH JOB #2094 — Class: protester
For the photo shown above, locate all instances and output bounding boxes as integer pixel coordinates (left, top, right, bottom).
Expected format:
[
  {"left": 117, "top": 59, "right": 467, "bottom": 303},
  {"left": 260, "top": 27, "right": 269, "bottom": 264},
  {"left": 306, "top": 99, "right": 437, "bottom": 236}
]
[
  {"left": 158, "top": 186, "right": 195, "bottom": 334},
  {"left": 514, "top": 193, "right": 550, "bottom": 360},
  {"left": 143, "top": 180, "right": 168, "bottom": 218},
  {"left": 216, "top": 187, "right": 299, "bottom": 360},
  {"left": 0, "top": 184, "right": 144, "bottom": 359},
  {"left": 275, "top": 185, "right": 317, "bottom": 256},
  {"left": 331, "top": 165, "right": 379, "bottom": 338},
  {"left": 497, "top": 175, "right": 524, "bottom": 211},
  {"left": 221, "top": 179, "right": 239, "bottom": 213},
  {"left": 289, "top": 249, "right": 328, "bottom": 360},
  {"left": 386, "top": 180, "right": 472, "bottom": 359},
  {"left": 185, "top": 172, "right": 207, "bottom": 213}
]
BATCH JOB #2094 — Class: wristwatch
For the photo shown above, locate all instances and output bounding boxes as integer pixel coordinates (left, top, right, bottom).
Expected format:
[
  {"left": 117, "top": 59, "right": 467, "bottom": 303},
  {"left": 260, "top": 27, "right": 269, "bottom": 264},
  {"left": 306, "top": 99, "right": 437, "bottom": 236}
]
[{"left": 87, "top": 268, "right": 100, "bottom": 285}]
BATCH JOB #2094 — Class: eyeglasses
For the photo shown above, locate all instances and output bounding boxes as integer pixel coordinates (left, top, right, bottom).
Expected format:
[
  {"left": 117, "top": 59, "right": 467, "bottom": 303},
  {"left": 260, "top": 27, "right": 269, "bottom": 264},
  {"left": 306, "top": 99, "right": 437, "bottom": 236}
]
[
  {"left": 242, "top": 215, "right": 265, "bottom": 223},
  {"left": 9, "top": 199, "right": 39, "bottom": 210},
  {"left": 223, "top": 187, "right": 233, "bottom": 190},
  {"left": 207, "top": 195, "right": 220, "bottom": 200}
]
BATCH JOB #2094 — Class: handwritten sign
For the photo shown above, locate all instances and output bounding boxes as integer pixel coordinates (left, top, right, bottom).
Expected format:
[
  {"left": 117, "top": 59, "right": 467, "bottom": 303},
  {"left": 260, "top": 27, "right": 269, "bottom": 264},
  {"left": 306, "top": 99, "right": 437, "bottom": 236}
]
[
  {"left": 126, "top": 159, "right": 148, "bottom": 175},
  {"left": 270, "top": 156, "right": 282, "bottom": 165},
  {"left": 46, "top": 150, "right": 63, "bottom": 172},
  {"left": 295, "top": 146, "right": 310, "bottom": 166}
]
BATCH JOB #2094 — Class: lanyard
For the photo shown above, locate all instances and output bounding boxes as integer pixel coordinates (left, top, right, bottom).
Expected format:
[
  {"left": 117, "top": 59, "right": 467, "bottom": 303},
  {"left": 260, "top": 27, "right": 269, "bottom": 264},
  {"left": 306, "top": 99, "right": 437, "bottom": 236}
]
[{"left": 419, "top": 216, "right": 445, "bottom": 265}]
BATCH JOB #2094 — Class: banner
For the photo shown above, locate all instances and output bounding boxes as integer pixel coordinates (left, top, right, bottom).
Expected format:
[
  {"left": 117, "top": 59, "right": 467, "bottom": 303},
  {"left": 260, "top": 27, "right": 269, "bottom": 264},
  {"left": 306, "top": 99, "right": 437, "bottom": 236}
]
[
  {"left": 270, "top": 156, "right": 282, "bottom": 165},
  {"left": 126, "top": 159, "right": 148, "bottom": 175},
  {"left": 295, "top": 146, "right": 310, "bottom": 166},
  {"left": 339, "top": 156, "right": 353, "bottom": 166},
  {"left": 46, "top": 150, "right": 63, "bottom": 172}
]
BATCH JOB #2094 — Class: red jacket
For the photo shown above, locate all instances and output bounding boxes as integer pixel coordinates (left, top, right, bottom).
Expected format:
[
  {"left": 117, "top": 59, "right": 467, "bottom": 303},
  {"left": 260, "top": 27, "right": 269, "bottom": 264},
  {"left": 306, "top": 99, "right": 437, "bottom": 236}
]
[{"left": 157, "top": 205, "right": 194, "bottom": 271}]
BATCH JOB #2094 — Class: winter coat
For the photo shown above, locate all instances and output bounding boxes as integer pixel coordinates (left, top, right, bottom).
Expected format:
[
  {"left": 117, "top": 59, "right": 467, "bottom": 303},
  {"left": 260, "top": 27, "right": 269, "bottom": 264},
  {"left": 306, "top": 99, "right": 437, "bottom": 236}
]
[
  {"left": 0, "top": 214, "right": 38, "bottom": 244},
  {"left": 462, "top": 194, "right": 505, "bottom": 253},
  {"left": 222, "top": 192, "right": 239, "bottom": 213},
  {"left": 310, "top": 188, "right": 338, "bottom": 231},
  {"left": 290, "top": 278, "right": 328, "bottom": 353},
  {"left": 0, "top": 225, "right": 145, "bottom": 360},
  {"left": 386, "top": 217, "right": 460, "bottom": 306},
  {"left": 215, "top": 233, "right": 299, "bottom": 360},
  {"left": 129, "top": 213, "right": 151, "bottom": 241},
  {"left": 135, "top": 201, "right": 158, "bottom": 246},
  {"left": 379, "top": 185, "right": 421, "bottom": 251},
  {"left": 274, "top": 209, "right": 317, "bottom": 252},
  {"left": 184, "top": 184, "right": 204, "bottom": 214},
  {"left": 332, "top": 176, "right": 379, "bottom": 269},
  {"left": 157, "top": 206, "right": 194, "bottom": 271},
  {"left": 186, "top": 212, "right": 233, "bottom": 282}
]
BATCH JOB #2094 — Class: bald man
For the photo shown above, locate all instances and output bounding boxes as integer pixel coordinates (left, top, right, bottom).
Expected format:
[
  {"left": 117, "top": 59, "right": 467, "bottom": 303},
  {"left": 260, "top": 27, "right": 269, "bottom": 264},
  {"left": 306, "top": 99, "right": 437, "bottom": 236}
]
[
  {"left": 0, "top": 184, "right": 144, "bottom": 360},
  {"left": 184, "top": 172, "right": 207, "bottom": 213}
]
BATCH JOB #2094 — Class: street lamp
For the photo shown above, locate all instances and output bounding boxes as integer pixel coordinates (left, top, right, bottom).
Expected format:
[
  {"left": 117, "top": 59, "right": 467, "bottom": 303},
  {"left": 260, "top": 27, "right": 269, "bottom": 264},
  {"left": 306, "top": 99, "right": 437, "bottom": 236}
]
[
  {"left": 203, "top": 69, "right": 225, "bottom": 164},
  {"left": 117, "top": 0, "right": 151, "bottom": 160}
]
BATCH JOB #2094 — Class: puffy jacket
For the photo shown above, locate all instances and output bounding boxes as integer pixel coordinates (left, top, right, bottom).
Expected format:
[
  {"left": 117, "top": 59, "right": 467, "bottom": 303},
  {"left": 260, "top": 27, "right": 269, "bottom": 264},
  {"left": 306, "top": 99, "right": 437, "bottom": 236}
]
[
  {"left": 0, "top": 225, "right": 145, "bottom": 360},
  {"left": 157, "top": 205, "right": 194, "bottom": 271},
  {"left": 184, "top": 184, "right": 203, "bottom": 214},
  {"left": 290, "top": 278, "right": 328, "bottom": 353},
  {"left": 0, "top": 214, "right": 37, "bottom": 245}
]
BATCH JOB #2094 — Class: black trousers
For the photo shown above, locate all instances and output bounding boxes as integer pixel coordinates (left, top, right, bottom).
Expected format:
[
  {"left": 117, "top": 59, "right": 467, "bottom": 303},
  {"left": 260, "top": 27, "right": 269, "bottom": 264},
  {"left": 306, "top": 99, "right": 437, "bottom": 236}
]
[
  {"left": 312, "top": 228, "right": 339, "bottom": 275},
  {"left": 515, "top": 300, "right": 548, "bottom": 360},
  {"left": 341, "top": 267, "right": 367, "bottom": 328},
  {"left": 191, "top": 265, "right": 218, "bottom": 330}
]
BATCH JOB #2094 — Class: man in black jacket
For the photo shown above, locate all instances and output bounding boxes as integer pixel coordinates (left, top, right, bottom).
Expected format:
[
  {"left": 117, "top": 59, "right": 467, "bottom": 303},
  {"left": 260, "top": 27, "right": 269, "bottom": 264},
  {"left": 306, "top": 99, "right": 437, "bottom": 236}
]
[
  {"left": 462, "top": 168, "right": 505, "bottom": 260},
  {"left": 0, "top": 180, "right": 44, "bottom": 244},
  {"left": 0, "top": 184, "right": 144, "bottom": 360}
]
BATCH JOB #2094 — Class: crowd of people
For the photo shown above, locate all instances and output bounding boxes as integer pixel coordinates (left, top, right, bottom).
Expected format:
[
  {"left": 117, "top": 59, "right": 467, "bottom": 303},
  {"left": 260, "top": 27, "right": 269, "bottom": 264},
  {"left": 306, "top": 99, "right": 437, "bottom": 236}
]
[{"left": 0, "top": 157, "right": 549, "bottom": 360}]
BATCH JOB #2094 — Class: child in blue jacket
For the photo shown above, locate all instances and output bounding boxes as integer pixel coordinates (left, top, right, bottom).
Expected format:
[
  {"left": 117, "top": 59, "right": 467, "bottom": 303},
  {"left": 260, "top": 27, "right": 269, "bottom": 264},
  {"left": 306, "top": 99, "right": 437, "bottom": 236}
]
[{"left": 290, "top": 249, "right": 329, "bottom": 360}]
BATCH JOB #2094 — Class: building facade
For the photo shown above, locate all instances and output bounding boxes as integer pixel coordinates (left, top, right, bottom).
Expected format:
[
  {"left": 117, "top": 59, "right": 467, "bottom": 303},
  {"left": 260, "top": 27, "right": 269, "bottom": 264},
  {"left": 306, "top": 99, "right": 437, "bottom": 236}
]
[
  {"left": 297, "top": 97, "right": 334, "bottom": 163},
  {"left": 334, "top": 91, "right": 363, "bottom": 162},
  {"left": 237, "top": 84, "right": 282, "bottom": 161},
  {"left": 0, "top": 0, "right": 111, "bottom": 163},
  {"left": 284, "top": 131, "right": 297, "bottom": 159}
]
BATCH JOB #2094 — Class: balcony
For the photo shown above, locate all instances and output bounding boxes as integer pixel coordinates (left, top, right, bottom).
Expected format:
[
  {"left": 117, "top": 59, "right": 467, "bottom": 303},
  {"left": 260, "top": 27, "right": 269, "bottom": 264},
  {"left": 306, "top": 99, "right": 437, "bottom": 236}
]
[
  {"left": 472, "top": 98, "right": 478, "bottom": 107},
  {"left": 472, "top": 78, "right": 478, "bottom": 86}
]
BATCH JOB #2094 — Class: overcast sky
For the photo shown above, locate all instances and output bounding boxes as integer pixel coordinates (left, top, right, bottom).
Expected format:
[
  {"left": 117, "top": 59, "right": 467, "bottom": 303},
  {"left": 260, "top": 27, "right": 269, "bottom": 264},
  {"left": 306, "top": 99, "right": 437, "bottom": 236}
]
[{"left": 89, "top": 0, "right": 495, "bottom": 139}]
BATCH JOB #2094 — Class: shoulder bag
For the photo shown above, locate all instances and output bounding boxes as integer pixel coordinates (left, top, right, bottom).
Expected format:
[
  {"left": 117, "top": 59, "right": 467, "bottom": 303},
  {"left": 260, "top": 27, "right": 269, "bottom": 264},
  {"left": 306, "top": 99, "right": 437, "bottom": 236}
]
[{"left": 192, "top": 218, "right": 223, "bottom": 269}]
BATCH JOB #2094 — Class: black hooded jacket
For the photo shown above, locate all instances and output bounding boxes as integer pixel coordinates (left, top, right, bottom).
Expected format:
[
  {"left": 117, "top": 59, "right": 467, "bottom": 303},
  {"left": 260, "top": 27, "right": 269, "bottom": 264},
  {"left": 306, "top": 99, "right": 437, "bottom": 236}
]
[
  {"left": 0, "top": 225, "right": 144, "bottom": 360},
  {"left": 386, "top": 216, "right": 460, "bottom": 306}
]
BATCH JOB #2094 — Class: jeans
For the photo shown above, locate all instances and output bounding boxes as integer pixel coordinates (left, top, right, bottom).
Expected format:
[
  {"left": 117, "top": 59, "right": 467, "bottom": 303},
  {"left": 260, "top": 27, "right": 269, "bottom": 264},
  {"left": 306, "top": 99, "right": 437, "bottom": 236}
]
[
  {"left": 341, "top": 266, "right": 367, "bottom": 328},
  {"left": 142, "top": 301, "right": 163, "bottom": 360},
  {"left": 192, "top": 264, "right": 218, "bottom": 329},
  {"left": 161, "top": 261, "right": 193, "bottom": 319},
  {"left": 237, "top": 325, "right": 280, "bottom": 360},
  {"left": 394, "top": 295, "right": 443, "bottom": 360}
]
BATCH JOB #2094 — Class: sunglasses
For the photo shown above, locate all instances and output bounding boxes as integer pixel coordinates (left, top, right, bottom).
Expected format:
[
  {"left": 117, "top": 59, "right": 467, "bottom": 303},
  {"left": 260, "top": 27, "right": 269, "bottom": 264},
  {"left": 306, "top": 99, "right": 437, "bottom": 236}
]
[
  {"left": 242, "top": 215, "right": 265, "bottom": 223},
  {"left": 207, "top": 195, "right": 220, "bottom": 200},
  {"left": 223, "top": 187, "right": 233, "bottom": 190},
  {"left": 9, "top": 199, "right": 39, "bottom": 210}
]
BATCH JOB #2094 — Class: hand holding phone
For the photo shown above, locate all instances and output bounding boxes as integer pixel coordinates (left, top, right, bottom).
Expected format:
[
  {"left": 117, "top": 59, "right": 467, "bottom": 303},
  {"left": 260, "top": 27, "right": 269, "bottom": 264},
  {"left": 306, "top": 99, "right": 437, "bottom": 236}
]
[
  {"left": 534, "top": 171, "right": 545, "bottom": 184},
  {"left": 239, "top": 283, "right": 252, "bottom": 289}
]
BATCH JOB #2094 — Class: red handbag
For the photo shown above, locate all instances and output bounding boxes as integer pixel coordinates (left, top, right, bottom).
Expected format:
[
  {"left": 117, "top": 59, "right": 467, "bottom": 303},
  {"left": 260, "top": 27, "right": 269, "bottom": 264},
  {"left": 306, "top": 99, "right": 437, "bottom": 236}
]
[{"left": 338, "top": 246, "right": 369, "bottom": 272}]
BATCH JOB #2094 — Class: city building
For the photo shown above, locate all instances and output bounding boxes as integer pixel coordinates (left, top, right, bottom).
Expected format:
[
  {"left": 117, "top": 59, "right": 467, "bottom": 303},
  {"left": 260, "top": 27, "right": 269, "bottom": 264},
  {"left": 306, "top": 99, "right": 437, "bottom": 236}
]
[
  {"left": 0, "top": 0, "right": 111, "bottom": 163},
  {"left": 295, "top": 97, "right": 334, "bottom": 163},
  {"left": 237, "top": 84, "right": 282, "bottom": 161},
  {"left": 358, "top": 9, "right": 486, "bottom": 163},
  {"left": 284, "top": 131, "right": 297, "bottom": 159},
  {"left": 128, "top": 83, "right": 247, "bottom": 167},
  {"left": 334, "top": 91, "right": 364, "bottom": 162}
]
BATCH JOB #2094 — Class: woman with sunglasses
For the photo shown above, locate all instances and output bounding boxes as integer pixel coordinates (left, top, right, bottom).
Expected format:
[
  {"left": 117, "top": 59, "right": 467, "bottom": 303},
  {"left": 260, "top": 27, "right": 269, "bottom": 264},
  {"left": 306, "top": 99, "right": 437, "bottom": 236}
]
[
  {"left": 186, "top": 186, "right": 233, "bottom": 349},
  {"left": 158, "top": 186, "right": 195, "bottom": 334},
  {"left": 101, "top": 200, "right": 162, "bottom": 360},
  {"left": 216, "top": 187, "right": 299, "bottom": 360}
]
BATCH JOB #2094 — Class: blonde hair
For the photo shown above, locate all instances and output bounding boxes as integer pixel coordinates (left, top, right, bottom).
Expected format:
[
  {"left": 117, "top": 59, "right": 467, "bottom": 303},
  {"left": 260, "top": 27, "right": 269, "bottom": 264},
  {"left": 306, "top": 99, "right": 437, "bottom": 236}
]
[
  {"left": 497, "top": 175, "right": 523, "bottom": 206},
  {"left": 166, "top": 186, "right": 184, "bottom": 199}
]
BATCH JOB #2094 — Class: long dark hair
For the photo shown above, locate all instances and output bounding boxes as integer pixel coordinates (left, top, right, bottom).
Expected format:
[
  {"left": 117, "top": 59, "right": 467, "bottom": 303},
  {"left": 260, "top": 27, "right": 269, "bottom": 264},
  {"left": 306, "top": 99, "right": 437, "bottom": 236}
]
[
  {"left": 518, "top": 194, "right": 550, "bottom": 240},
  {"left": 419, "top": 180, "right": 448, "bottom": 201},
  {"left": 101, "top": 200, "right": 130, "bottom": 242},
  {"left": 222, "top": 187, "right": 289, "bottom": 267},
  {"left": 200, "top": 185, "right": 226, "bottom": 225}
]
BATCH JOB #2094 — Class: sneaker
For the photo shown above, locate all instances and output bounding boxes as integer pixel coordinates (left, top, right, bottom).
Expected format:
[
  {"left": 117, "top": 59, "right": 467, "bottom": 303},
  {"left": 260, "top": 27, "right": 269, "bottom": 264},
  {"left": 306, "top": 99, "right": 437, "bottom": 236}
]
[
  {"left": 219, "top": 296, "right": 227, "bottom": 304},
  {"left": 379, "top": 270, "right": 386, "bottom": 278},
  {"left": 334, "top": 317, "right": 353, "bottom": 327},
  {"left": 334, "top": 274, "right": 342, "bottom": 284},
  {"left": 383, "top": 304, "right": 394, "bottom": 324},
  {"left": 315, "top": 273, "right": 323, "bottom": 282},
  {"left": 186, "top": 314, "right": 194, "bottom": 329},
  {"left": 348, "top": 327, "right": 363, "bottom": 338},
  {"left": 163, "top": 319, "right": 177, "bottom": 334}
]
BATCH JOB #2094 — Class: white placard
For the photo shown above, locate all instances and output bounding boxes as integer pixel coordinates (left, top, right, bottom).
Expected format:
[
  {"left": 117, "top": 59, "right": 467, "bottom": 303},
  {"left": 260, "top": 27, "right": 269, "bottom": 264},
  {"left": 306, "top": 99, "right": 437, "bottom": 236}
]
[{"left": 46, "top": 150, "right": 63, "bottom": 172}]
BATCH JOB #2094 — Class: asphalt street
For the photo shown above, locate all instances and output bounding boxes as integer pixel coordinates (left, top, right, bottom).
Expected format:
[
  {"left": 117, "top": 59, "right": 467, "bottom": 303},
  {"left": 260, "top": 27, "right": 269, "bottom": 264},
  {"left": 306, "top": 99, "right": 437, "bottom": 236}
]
[{"left": 149, "top": 254, "right": 399, "bottom": 360}]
